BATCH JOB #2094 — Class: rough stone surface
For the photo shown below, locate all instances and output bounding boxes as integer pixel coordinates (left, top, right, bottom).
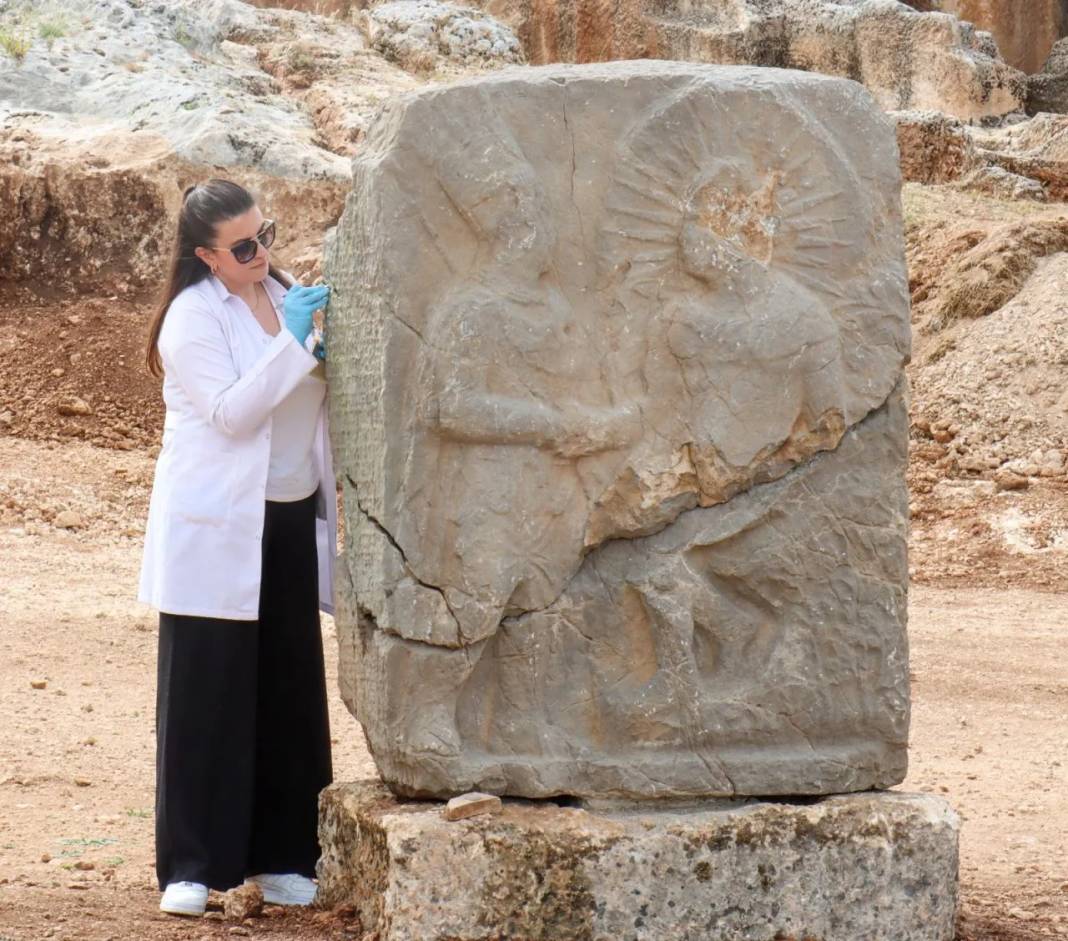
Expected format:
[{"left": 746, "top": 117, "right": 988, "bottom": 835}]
[
  {"left": 892, "top": 106, "right": 1068, "bottom": 196},
  {"left": 0, "top": 0, "right": 421, "bottom": 289},
  {"left": 970, "top": 114, "right": 1068, "bottom": 200},
  {"left": 956, "top": 165, "right": 1048, "bottom": 201},
  {"left": 468, "top": 0, "right": 1025, "bottom": 120},
  {"left": 1029, "top": 36, "right": 1068, "bottom": 115},
  {"left": 0, "top": 0, "right": 348, "bottom": 180},
  {"left": 316, "top": 780, "right": 960, "bottom": 941},
  {"left": 325, "top": 61, "right": 912, "bottom": 800},
  {"left": 222, "top": 882, "right": 264, "bottom": 920},
  {"left": 925, "top": 0, "right": 1068, "bottom": 75},
  {"left": 894, "top": 109, "right": 976, "bottom": 184},
  {"left": 0, "top": 121, "right": 349, "bottom": 290},
  {"left": 362, "top": 0, "right": 524, "bottom": 73}
]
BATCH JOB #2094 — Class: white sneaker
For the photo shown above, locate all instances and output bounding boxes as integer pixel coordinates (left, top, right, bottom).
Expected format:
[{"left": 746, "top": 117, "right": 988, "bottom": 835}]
[
  {"left": 160, "top": 880, "right": 208, "bottom": 916},
  {"left": 248, "top": 872, "right": 317, "bottom": 906}
]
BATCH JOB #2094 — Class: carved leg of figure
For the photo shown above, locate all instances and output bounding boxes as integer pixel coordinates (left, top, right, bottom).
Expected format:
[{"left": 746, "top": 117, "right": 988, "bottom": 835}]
[
  {"left": 597, "top": 587, "right": 698, "bottom": 740},
  {"left": 366, "top": 630, "right": 489, "bottom": 762}
]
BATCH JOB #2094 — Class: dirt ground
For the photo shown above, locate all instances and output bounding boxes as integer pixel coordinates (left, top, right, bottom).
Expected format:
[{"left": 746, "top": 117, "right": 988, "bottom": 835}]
[{"left": 0, "top": 433, "right": 1066, "bottom": 940}]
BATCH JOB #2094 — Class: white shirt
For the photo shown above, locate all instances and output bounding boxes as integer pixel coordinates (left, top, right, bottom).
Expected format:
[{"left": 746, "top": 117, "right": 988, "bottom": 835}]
[
  {"left": 261, "top": 293, "right": 326, "bottom": 501},
  {"left": 137, "top": 271, "right": 337, "bottom": 621}
]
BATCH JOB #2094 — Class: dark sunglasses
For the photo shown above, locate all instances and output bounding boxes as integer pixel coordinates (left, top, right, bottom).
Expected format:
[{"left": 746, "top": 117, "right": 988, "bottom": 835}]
[{"left": 216, "top": 220, "right": 276, "bottom": 265}]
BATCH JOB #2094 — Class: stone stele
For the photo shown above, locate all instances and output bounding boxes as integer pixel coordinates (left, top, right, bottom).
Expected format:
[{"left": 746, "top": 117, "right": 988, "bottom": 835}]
[
  {"left": 323, "top": 60, "right": 912, "bottom": 800},
  {"left": 316, "top": 781, "right": 960, "bottom": 941}
]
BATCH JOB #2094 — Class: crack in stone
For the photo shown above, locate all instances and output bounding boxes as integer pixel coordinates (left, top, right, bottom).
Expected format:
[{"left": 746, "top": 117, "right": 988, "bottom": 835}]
[
  {"left": 344, "top": 378, "right": 903, "bottom": 650},
  {"left": 561, "top": 84, "right": 586, "bottom": 245},
  {"left": 500, "top": 378, "right": 903, "bottom": 627},
  {"left": 344, "top": 473, "right": 464, "bottom": 639}
]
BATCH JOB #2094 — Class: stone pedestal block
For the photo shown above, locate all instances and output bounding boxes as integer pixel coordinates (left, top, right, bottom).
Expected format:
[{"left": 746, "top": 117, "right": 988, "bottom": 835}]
[{"left": 316, "top": 780, "right": 959, "bottom": 941}]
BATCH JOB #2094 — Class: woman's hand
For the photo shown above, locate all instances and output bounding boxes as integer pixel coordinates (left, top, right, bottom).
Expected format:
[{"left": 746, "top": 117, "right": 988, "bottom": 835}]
[{"left": 282, "top": 283, "right": 330, "bottom": 345}]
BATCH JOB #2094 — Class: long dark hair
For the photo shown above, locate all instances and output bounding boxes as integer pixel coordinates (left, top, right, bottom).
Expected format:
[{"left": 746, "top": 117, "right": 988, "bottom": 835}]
[{"left": 145, "top": 178, "right": 294, "bottom": 378}]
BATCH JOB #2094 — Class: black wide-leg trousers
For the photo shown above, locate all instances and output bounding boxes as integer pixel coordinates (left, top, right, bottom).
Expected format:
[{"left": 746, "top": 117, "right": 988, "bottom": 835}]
[{"left": 154, "top": 493, "right": 333, "bottom": 892}]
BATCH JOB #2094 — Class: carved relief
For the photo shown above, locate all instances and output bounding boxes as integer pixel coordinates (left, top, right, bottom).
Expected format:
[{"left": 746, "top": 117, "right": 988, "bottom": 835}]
[{"left": 324, "top": 63, "right": 911, "bottom": 798}]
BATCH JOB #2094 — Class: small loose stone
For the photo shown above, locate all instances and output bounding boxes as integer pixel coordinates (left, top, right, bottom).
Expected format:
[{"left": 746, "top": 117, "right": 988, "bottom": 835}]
[
  {"left": 444, "top": 792, "right": 502, "bottom": 821},
  {"left": 223, "top": 882, "right": 263, "bottom": 920},
  {"left": 54, "top": 510, "right": 84, "bottom": 529},
  {"left": 56, "top": 396, "right": 92, "bottom": 417}
]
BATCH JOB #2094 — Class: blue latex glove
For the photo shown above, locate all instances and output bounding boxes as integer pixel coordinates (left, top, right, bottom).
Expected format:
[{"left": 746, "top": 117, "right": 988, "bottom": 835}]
[{"left": 282, "top": 283, "right": 330, "bottom": 345}]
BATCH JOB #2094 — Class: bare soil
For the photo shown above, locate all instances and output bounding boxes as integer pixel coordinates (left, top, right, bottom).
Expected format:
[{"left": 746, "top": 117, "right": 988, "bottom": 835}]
[{"left": 0, "top": 282, "right": 164, "bottom": 452}]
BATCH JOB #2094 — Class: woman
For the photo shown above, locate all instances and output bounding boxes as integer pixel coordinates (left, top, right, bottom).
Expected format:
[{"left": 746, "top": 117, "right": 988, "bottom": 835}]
[{"left": 138, "top": 178, "right": 337, "bottom": 917}]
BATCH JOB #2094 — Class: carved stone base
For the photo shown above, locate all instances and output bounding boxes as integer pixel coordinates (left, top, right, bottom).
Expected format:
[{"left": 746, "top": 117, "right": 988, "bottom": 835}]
[{"left": 316, "top": 780, "right": 959, "bottom": 941}]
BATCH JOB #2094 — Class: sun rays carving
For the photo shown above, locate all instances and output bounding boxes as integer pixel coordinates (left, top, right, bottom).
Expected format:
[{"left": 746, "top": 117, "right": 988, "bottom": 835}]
[{"left": 599, "top": 85, "right": 869, "bottom": 303}]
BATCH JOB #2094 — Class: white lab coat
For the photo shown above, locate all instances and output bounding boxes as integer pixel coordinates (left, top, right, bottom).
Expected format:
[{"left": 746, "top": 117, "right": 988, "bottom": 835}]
[{"left": 138, "top": 271, "right": 337, "bottom": 621}]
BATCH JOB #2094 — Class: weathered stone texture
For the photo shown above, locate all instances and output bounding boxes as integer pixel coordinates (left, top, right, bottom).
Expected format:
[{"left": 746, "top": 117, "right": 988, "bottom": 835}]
[
  {"left": 1029, "top": 37, "right": 1068, "bottom": 115},
  {"left": 468, "top": 0, "right": 1025, "bottom": 119},
  {"left": 324, "top": 61, "right": 911, "bottom": 799},
  {"left": 931, "top": 0, "right": 1068, "bottom": 75},
  {"left": 893, "top": 106, "right": 1068, "bottom": 197},
  {"left": 894, "top": 110, "right": 977, "bottom": 184},
  {"left": 317, "top": 780, "right": 960, "bottom": 941}
]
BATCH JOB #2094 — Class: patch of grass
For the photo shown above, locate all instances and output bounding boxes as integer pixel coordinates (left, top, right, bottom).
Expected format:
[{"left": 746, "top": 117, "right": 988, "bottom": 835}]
[
  {"left": 0, "top": 27, "right": 30, "bottom": 61},
  {"left": 124, "top": 807, "right": 151, "bottom": 818},
  {"left": 38, "top": 17, "right": 67, "bottom": 43},
  {"left": 104, "top": 855, "right": 125, "bottom": 866},
  {"left": 180, "top": 100, "right": 200, "bottom": 111},
  {"left": 58, "top": 837, "right": 119, "bottom": 853}
]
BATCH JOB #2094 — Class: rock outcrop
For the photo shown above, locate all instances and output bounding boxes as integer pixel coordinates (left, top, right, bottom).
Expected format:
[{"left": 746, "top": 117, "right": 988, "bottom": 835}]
[
  {"left": 0, "top": 122, "right": 350, "bottom": 291},
  {"left": 362, "top": 0, "right": 524, "bottom": 73},
  {"left": 1029, "top": 37, "right": 1068, "bottom": 115},
  {"left": 894, "top": 110, "right": 977, "bottom": 183},
  {"left": 0, "top": 0, "right": 350, "bottom": 180},
  {"left": 912, "top": 0, "right": 1068, "bottom": 75},
  {"left": 970, "top": 114, "right": 1068, "bottom": 198},
  {"left": 908, "top": 215, "right": 1068, "bottom": 483},
  {"left": 0, "top": 0, "right": 456, "bottom": 289},
  {"left": 469, "top": 0, "right": 1025, "bottom": 120},
  {"left": 325, "top": 61, "right": 911, "bottom": 800},
  {"left": 893, "top": 107, "right": 1068, "bottom": 201}
]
